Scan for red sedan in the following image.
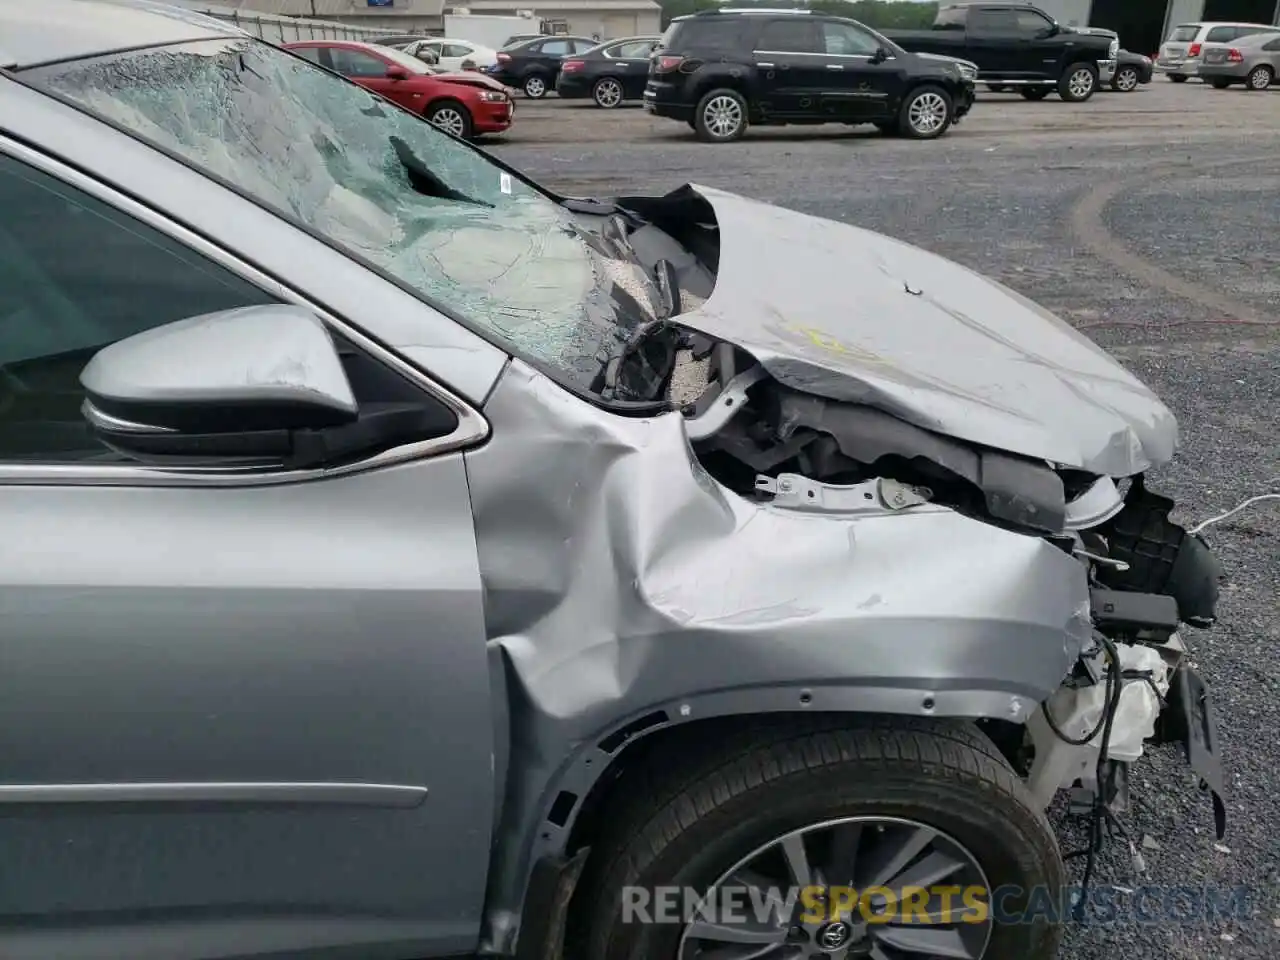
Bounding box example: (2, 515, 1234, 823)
(283, 40, 513, 139)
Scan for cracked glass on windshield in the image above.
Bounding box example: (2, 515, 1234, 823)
(25, 38, 659, 387)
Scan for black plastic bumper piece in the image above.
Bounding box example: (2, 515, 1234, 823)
(1155, 663, 1228, 840)
(1089, 587, 1179, 635)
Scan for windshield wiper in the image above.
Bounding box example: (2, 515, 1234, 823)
(389, 136, 492, 207)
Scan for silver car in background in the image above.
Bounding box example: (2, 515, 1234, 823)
(1156, 20, 1279, 81)
(1199, 30, 1280, 89)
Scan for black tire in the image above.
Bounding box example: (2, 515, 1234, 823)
(424, 99, 473, 139)
(1111, 65, 1141, 92)
(1169, 73, 1188, 83)
(1058, 61, 1098, 101)
(693, 88, 748, 142)
(523, 72, 550, 98)
(592, 76, 625, 108)
(986, 83, 1009, 93)
(898, 84, 953, 139)
(1020, 87, 1051, 100)
(1210, 77, 1233, 89)
(577, 716, 1066, 960)
(874, 119, 899, 135)
(1246, 64, 1274, 90)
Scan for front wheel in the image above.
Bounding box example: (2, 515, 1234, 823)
(1210, 77, 1233, 89)
(1059, 62, 1098, 101)
(694, 88, 748, 142)
(425, 99, 473, 139)
(523, 73, 549, 98)
(1169, 73, 1188, 83)
(899, 84, 953, 139)
(1020, 87, 1051, 100)
(578, 717, 1066, 960)
(1112, 65, 1140, 92)
(1246, 64, 1274, 90)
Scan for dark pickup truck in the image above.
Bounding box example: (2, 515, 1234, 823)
(881, 2, 1118, 101)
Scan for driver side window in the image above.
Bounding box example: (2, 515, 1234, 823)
(0, 153, 277, 462)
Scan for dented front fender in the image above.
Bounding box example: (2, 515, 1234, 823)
(466, 359, 1092, 953)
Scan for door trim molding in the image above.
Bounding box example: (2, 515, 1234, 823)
(0, 781, 428, 807)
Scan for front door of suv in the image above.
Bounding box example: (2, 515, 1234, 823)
(1, 48, 501, 957)
(752, 16, 838, 119)
(819, 19, 903, 121)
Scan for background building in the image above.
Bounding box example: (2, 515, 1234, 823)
(1037, 0, 1280, 55)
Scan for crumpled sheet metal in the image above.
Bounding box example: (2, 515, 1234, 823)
(669, 184, 1178, 478)
(465, 359, 1094, 952)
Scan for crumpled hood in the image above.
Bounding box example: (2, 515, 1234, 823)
(673, 184, 1178, 477)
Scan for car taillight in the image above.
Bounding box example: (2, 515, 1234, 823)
(1188, 42, 1202, 56)
(496, 52, 511, 62)
(1227, 48, 1244, 62)
(654, 55, 684, 73)
(561, 60, 585, 72)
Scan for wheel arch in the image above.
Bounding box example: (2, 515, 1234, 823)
(482, 681, 1050, 956)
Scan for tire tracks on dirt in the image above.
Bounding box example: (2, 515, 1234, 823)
(1068, 155, 1277, 327)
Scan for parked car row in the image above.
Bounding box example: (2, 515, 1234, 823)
(1155, 20, 1279, 87)
(284, 41, 517, 140)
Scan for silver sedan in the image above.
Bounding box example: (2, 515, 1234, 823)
(1199, 30, 1280, 89)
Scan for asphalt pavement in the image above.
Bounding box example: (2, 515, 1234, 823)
(484, 79, 1280, 959)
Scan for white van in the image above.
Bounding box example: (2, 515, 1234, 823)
(1157, 21, 1280, 81)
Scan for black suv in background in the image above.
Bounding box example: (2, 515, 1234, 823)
(644, 10, 977, 143)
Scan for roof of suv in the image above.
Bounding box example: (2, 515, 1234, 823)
(0, 0, 241, 71)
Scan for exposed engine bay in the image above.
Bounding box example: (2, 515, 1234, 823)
(572, 183, 1230, 858)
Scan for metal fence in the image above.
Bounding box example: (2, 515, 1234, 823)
(168, 3, 404, 43)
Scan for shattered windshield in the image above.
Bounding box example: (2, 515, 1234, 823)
(24, 38, 660, 387)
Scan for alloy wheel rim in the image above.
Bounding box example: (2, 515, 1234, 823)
(1069, 68, 1094, 98)
(526, 77, 545, 97)
(1117, 68, 1138, 90)
(676, 815, 994, 960)
(596, 79, 622, 107)
(704, 95, 743, 138)
(908, 92, 947, 134)
(1249, 67, 1271, 89)
(431, 108, 466, 137)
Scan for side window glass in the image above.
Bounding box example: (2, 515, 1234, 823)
(970, 10, 1016, 35)
(1013, 11, 1053, 37)
(0, 154, 278, 462)
(1204, 27, 1233, 42)
(757, 20, 822, 53)
(444, 44, 472, 58)
(1264, 37, 1280, 51)
(822, 23, 880, 56)
(329, 48, 388, 77)
(540, 39, 570, 56)
(290, 46, 323, 65)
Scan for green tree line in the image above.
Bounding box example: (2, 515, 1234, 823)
(658, 0, 941, 30)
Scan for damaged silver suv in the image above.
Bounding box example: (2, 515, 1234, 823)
(0, 3, 1226, 960)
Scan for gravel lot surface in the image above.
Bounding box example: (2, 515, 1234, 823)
(484, 81, 1280, 959)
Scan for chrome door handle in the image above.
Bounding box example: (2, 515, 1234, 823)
(826, 64, 844, 70)
(757, 62, 775, 68)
